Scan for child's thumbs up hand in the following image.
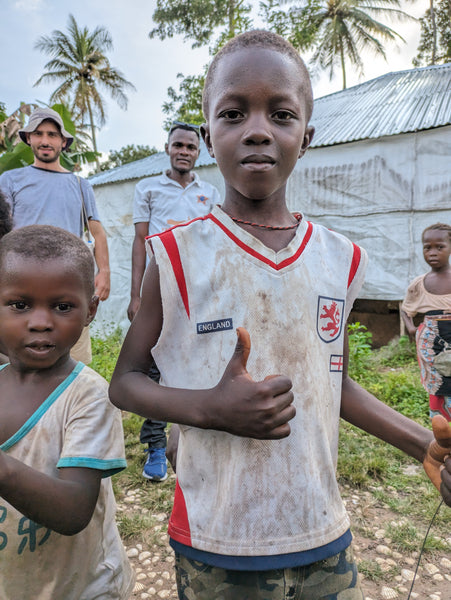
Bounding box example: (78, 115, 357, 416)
(229, 326, 252, 380)
(212, 327, 295, 439)
(423, 415, 451, 506)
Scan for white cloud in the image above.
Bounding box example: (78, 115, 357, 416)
(13, 0, 46, 11)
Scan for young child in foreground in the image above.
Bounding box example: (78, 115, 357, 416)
(110, 31, 451, 599)
(0, 225, 134, 600)
(402, 223, 451, 421)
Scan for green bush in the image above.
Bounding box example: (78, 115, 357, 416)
(347, 322, 373, 377)
(372, 335, 417, 368)
(341, 323, 431, 488)
(90, 328, 123, 382)
(363, 367, 429, 426)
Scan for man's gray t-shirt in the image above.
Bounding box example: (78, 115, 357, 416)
(0, 165, 100, 237)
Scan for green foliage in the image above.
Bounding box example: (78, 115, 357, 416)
(413, 0, 451, 66)
(0, 141, 34, 174)
(385, 520, 419, 552)
(90, 328, 123, 382)
(357, 559, 387, 581)
(260, 0, 321, 51)
(347, 324, 429, 426)
(149, 0, 252, 124)
(34, 14, 135, 167)
(0, 102, 100, 174)
(52, 103, 76, 138)
(91, 328, 175, 497)
(342, 324, 429, 488)
(149, 0, 252, 48)
(117, 513, 156, 541)
(338, 421, 400, 486)
(116, 512, 171, 549)
(347, 322, 373, 375)
(364, 367, 429, 425)
(99, 144, 158, 172)
(264, 0, 413, 89)
(163, 72, 206, 127)
(122, 412, 145, 445)
(371, 335, 417, 367)
(153, 0, 410, 116)
(0, 102, 36, 158)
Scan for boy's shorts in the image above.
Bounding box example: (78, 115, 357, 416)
(70, 326, 92, 365)
(175, 546, 363, 600)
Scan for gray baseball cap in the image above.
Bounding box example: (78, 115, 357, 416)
(19, 107, 74, 149)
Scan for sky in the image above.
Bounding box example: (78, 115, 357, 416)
(1, 0, 429, 155)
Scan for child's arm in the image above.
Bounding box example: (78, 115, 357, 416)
(401, 309, 417, 340)
(0, 455, 102, 535)
(109, 259, 296, 439)
(340, 332, 451, 506)
(127, 222, 149, 322)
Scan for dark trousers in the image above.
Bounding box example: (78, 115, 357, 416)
(139, 359, 167, 449)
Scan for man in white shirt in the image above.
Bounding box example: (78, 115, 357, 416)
(128, 122, 220, 481)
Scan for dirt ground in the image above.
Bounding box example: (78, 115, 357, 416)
(119, 476, 451, 600)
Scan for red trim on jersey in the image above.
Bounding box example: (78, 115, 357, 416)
(347, 243, 361, 288)
(145, 214, 212, 249)
(159, 230, 190, 318)
(168, 480, 192, 546)
(146, 214, 211, 242)
(209, 214, 313, 270)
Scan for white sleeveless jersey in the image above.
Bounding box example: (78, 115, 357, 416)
(148, 205, 367, 557)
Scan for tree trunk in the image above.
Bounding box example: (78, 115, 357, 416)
(87, 99, 100, 173)
(340, 42, 347, 89)
(228, 0, 235, 37)
(430, 0, 437, 64)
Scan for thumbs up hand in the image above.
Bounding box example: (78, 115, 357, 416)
(211, 328, 295, 439)
(423, 415, 451, 506)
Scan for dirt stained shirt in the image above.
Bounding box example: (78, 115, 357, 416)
(0, 363, 134, 600)
(147, 205, 367, 559)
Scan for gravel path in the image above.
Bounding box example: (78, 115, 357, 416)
(118, 479, 451, 600)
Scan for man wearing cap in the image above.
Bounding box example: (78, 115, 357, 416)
(128, 121, 221, 482)
(0, 107, 110, 364)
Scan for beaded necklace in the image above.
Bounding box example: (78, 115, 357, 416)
(227, 213, 302, 230)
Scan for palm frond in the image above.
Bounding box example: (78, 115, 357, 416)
(34, 14, 134, 162)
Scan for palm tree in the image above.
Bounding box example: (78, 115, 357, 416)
(277, 0, 413, 89)
(34, 14, 135, 171)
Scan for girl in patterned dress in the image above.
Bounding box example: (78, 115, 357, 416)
(401, 223, 451, 420)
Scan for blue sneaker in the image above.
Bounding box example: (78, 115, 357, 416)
(142, 447, 168, 481)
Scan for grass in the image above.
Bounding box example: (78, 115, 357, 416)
(91, 329, 177, 514)
(385, 520, 420, 552)
(90, 327, 123, 381)
(118, 513, 165, 547)
(341, 325, 449, 552)
(357, 560, 398, 583)
(91, 325, 449, 555)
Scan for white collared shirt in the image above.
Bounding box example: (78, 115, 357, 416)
(133, 171, 221, 237)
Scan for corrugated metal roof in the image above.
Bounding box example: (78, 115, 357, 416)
(90, 63, 451, 185)
(310, 62, 451, 148)
(89, 140, 216, 186)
